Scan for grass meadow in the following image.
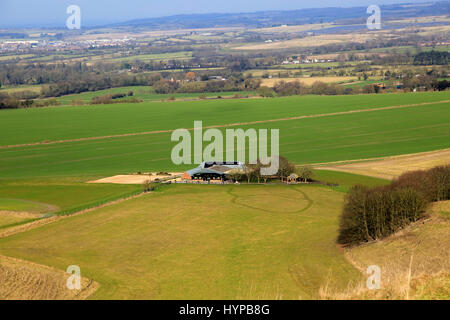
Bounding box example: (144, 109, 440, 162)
(0, 178, 141, 229)
(0, 184, 362, 299)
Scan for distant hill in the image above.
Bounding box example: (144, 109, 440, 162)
(110, 1, 450, 30)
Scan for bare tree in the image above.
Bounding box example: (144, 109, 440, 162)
(297, 165, 313, 183)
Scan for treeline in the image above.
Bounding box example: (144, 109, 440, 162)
(338, 165, 450, 245)
(259, 81, 355, 97)
(40, 73, 156, 97)
(90, 92, 142, 105)
(226, 157, 312, 184)
(414, 51, 450, 65)
(0, 92, 60, 109)
(153, 78, 261, 94)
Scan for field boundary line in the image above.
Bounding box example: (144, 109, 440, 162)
(0, 192, 146, 239)
(1, 99, 449, 150)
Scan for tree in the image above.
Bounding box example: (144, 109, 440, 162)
(244, 78, 261, 90)
(228, 169, 243, 183)
(142, 180, 152, 192)
(277, 156, 296, 182)
(185, 71, 196, 81)
(297, 165, 313, 182)
(257, 86, 275, 98)
(273, 80, 305, 96)
(310, 81, 329, 95)
(252, 161, 263, 184)
(243, 164, 256, 183)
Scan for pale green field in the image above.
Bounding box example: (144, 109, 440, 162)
(0, 215, 33, 230)
(0, 184, 361, 299)
(0, 198, 53, 213)
(0, 178, 141, 216)
(0, 84, 43, 94)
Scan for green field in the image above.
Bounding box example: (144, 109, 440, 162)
(0, 82, 448, 300)
(0, 214, 35, 230)
(0, 92, 449, 179)
(0, 178, 140, 215)
(50, 86, 256, 106)
(312, 170, 389, 192)
(0, 198, 52, 213)
(1, 91, 448, 146)
(0, 184, 361, 299)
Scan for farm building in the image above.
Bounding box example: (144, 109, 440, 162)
(182, 161, 244, 181)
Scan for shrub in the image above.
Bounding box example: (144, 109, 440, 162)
(71, 99, 85, 106)
(111, 93, 126, 100)
(91, 94, 142, 105)
(273, 80, 306, 96)
(257, 86, 275, 98)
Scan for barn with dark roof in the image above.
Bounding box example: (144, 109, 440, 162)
(182, 162, 244, 181)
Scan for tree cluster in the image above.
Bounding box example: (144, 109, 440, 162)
(338, 165, 450, 245)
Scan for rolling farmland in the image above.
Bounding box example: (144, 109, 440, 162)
(0, 92, 449, 179)
(0, 90, 449, 300)
(1, 0, 450, 302)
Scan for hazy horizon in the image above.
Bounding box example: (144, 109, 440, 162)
(0, 0, 435, 28)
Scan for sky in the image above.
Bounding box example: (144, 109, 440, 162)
(0, 0, 430, 28)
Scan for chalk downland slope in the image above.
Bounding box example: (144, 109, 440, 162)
(321, 201, 450, 300)
(0, 255, 98, 300)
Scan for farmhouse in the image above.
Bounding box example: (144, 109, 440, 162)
(182, 161, 244, 181)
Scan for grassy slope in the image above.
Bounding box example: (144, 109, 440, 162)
(342, 204, 450, 300)
(0, 184, 361, 299)
(0, 215, 35, 230)
(0, 198, 51, 213)
(0, 99, 448, 179)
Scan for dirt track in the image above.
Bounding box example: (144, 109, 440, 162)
(89, 173, 183, 185)
(318, 148, 450, 180)
(1, 99, 449, 150)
